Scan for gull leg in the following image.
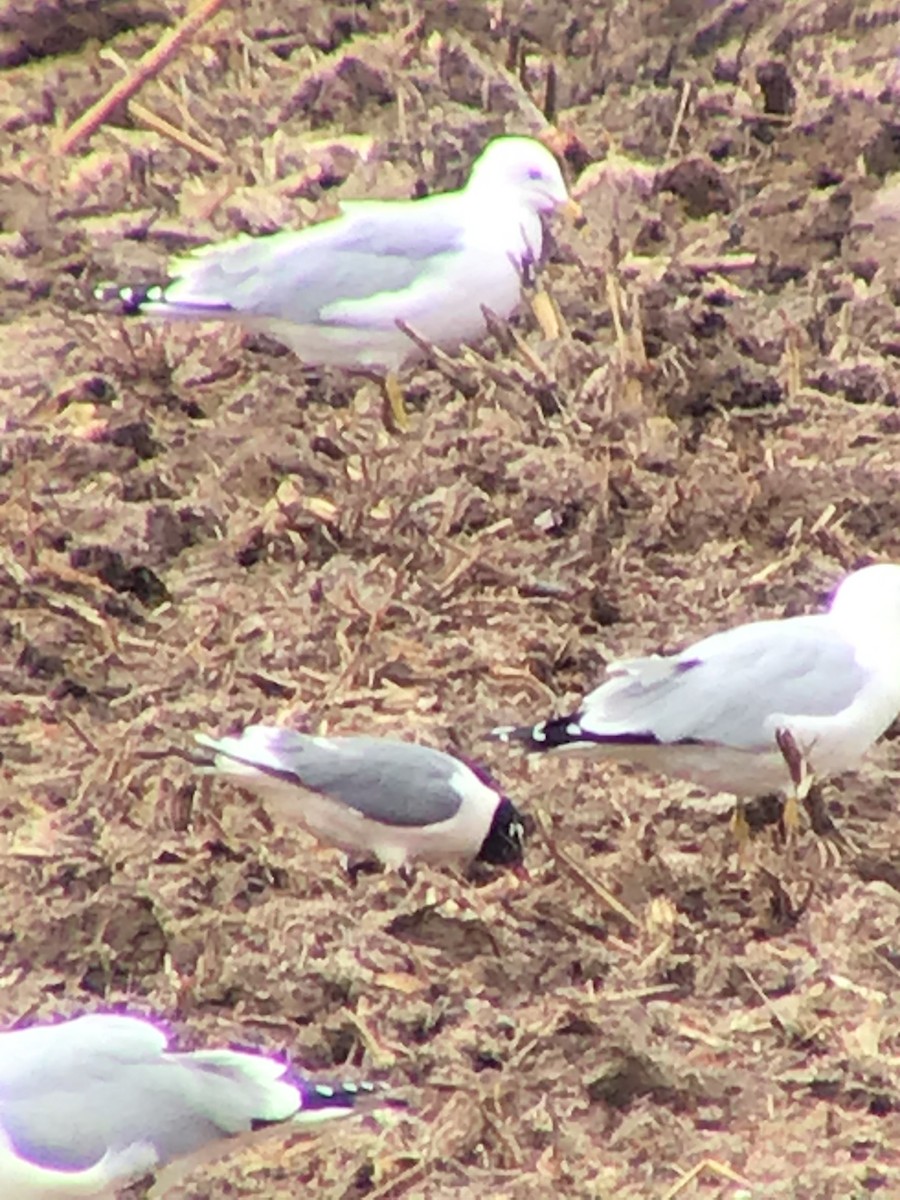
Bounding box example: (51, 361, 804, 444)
(776, 730, 854, 860)
(775, 727, 811, 837)
(783, 793, 801, 837)
(730, 798, 751, 848)
(383, 371, 410, 433)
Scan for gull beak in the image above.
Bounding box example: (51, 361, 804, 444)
(560, 196, 586, 227)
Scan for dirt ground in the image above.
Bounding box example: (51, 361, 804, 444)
(2, 0, 900, 1196)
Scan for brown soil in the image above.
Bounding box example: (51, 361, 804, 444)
(2, 1, 900, 1197)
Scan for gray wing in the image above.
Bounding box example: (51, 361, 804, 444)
(0, 1016, 296, 1174)
(579, 615, 867, 750)
(199, 728, 465, 827)
(156, 195, 467, 326)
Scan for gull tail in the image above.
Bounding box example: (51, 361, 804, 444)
(193, 730, 302, 785)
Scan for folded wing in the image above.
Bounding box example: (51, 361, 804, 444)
(196, 727, 465, 827)
(500, 617, 866, 752)
(141, 198, 467, 327)
(0, 1014, 392, 1195)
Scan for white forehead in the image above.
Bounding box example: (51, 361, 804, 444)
(475, 136, 564, 178)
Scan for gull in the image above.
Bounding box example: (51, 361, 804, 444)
(95, 135, 580, 430)
(0, 1012, 397, 1198)
(492, 563, 900, 835)
(194, 724, 525, 871)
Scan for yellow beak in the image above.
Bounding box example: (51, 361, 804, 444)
(560, 196, 586, 226)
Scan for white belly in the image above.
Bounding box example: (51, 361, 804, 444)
(254, 256, 526, 372)
(252, 206, 543, 373)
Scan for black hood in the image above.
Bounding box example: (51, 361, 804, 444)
(477, 796, 525, 866)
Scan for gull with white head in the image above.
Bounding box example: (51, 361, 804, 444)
(96, 135, 580, 430)
(493, 564, 900, 839)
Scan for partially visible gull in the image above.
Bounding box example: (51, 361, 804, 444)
(493, 563, 900, 832)
(194, 724, 525, 872)
(0, 1012, 397, 1199)
(96, 135, 580, 430)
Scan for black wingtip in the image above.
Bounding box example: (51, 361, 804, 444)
(300, 1079, 386, 1111)
(251, 1078, 406, 1131)
(492, 717, 661, 752)
(490, 715, 586, 752)
(92, 281, 168, 314)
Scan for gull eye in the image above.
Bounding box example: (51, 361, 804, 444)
(527, 167, 544, 181)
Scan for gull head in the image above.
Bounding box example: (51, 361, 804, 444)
(828, 562, 900, 638)
(477, 795, 527, 866)
(467, 135, 575, 215)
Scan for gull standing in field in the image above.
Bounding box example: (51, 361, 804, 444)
(95, 135, 580, 430)
(0, 1012, 398, 1198)
(193, 725, 526, 872)
(492, 563, 900, 837)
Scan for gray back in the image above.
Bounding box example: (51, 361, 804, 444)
(594, 616, 867, 749)
(173, 195, 468, 325)
(265, 734, 467, 826)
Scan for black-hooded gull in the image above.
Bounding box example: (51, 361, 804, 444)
(194, 725, 525, 871)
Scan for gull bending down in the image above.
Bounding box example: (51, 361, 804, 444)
(493, 563, 900, 830)
(194, 725, 525, 872)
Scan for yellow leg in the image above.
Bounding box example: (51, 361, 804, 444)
(782, 791, 801, 835)
(730, 798, 751, 848)
(383, 371, 410, 433)
(775, 727, 811, 840)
